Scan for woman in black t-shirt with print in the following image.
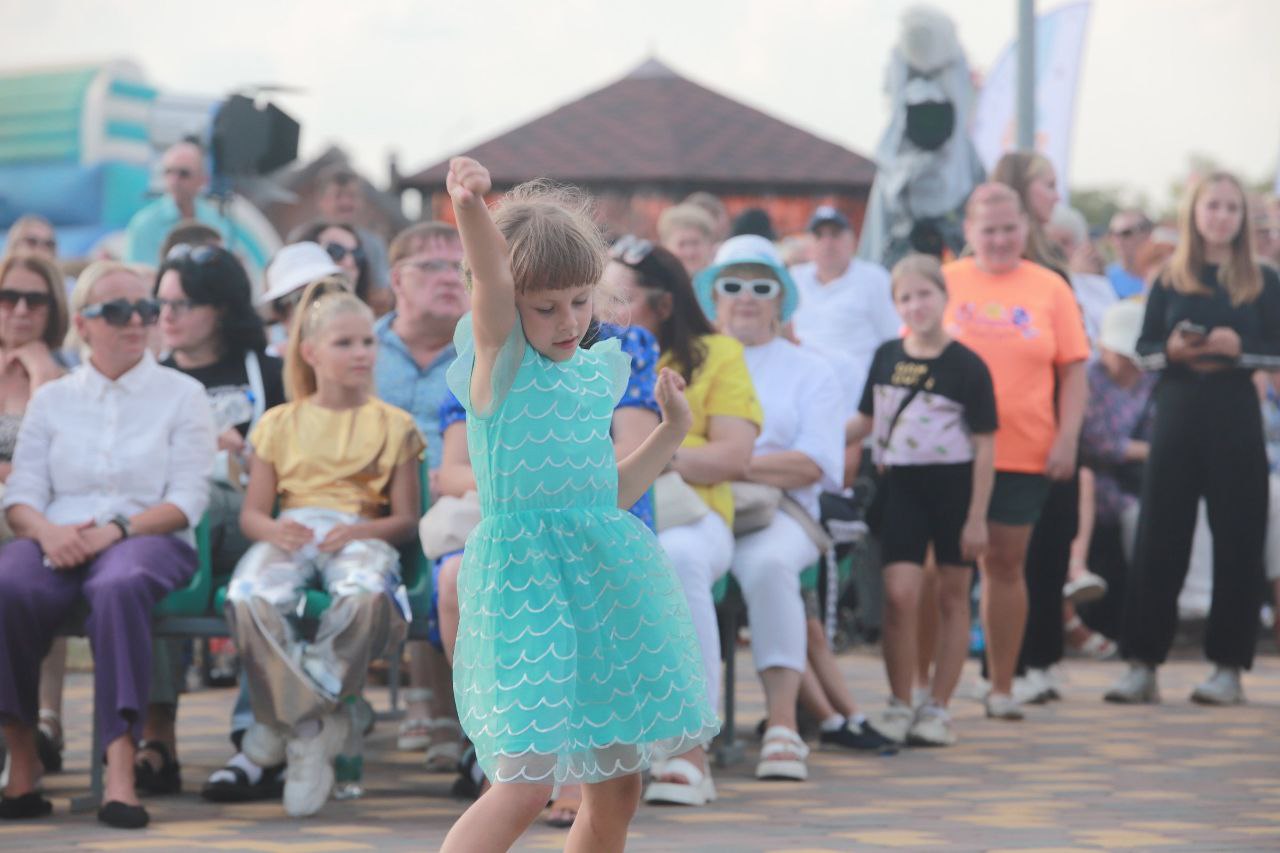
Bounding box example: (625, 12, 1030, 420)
(847, 254, 997, 747)
(1106, 172, 1280, 707)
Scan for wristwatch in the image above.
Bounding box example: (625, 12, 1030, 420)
(109, 514, 132, 540)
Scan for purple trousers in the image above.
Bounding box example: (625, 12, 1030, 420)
(0, 536, 196, 746)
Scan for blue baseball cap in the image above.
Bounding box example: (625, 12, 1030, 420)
(808, 205, 851, 233)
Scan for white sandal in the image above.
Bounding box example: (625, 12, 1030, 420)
(643, 757, 716, 806)
(756, 725, 809, 781)
(396, 688, 434, 751)
(423, 718, 464, 771)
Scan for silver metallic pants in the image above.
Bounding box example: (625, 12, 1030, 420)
(225, 508, 408, 728)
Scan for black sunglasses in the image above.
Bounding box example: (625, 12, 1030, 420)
(80, 298, 162, 327)
(164, 166, 193, 179)
(610, 235, 654, 266)
(0, 290, 53, 309)
(325, 242, 366, 265)
(165, 243, 220, 264)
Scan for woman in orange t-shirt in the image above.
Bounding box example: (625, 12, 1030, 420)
(942, 183, 1090, 720)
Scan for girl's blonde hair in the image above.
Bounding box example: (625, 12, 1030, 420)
(472, 180, 607, 294)
(283, 278, 374, 400)
(991, 151, 1069, 280)
(891, 253, 947, 298)
(1167, 171, 1262, 307)
(63, 260, 144, 356)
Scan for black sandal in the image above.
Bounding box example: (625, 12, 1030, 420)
(0, 792, 52, 820)
(201, 762, 285, 802)
(133, 740, 182, 795)
(450, 746, 486, 800)
(36, 711, 63, 774)
(98, 800, 149, 829)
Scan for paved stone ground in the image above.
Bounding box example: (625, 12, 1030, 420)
(6, 647, 1280, 852)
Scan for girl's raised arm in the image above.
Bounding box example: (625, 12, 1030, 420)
(447, 157, 515, 355)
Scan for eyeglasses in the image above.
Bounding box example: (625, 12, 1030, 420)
(164, 167, 193, 179)
(325, 242, 366, 265)
(165, 243, 220, 264)
(19, 235, 56, 252)
(714, 277, 782, 299)
(0, 290, 53, 309)
(401, 258, 462, 275)
(157, 297, 199, 315)
(80, 298, 162, 327)
(1110, 226, 1149, 240)
(610, 235, 654, 266)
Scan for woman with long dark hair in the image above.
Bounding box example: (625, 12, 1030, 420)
(604, 238, 761, 807)
(1106, 172, 1280, 706)
(295, 221, 373, 306)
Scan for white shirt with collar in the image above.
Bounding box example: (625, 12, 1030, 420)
(789, 258, 900, 418)
(3, 351, 216, 545)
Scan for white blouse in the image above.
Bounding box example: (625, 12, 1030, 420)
(741, 338, 846, 519)
(3, 351, 215, 542)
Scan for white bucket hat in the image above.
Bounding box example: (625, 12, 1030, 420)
(1098, 299, 1145, 361)
(260, 242, 343, 305)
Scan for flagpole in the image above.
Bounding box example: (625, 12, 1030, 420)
(1017, 0, 1036, 150)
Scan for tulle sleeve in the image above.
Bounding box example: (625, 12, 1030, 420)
(588, 334, 633, 408)
(445, 312, 527, 418)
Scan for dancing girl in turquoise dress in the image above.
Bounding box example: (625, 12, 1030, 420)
(439, 158, 718, 853)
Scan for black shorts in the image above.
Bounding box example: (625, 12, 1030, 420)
(878, 463, 974, 567)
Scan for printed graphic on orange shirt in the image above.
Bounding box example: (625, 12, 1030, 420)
(952, 301, 1039, 339)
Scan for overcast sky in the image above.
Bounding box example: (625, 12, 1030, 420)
(4, 0, 1277, 206)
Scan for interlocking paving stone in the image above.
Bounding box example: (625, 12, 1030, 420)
(11, 649, 1279, 851)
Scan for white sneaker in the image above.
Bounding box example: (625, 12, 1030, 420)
(283, 713, 350, 817)
(1104, 663, 1159, 704)
(984, 692, 1024, 720)
(871, 701, 914, 744)
(910, 686, 931, 709)
(243, 722, 288, 768)
(1190, 666, 1245, 705)
(1013, 668, 1060, 705)
(1062, 572, 1108, 605)
(907, 705, 956, 746)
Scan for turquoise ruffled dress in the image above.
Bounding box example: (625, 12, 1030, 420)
(447, 314, 719, 785)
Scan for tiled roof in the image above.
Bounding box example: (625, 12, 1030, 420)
(401, 59, 874, 193)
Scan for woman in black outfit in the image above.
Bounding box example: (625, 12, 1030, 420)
(1106, 171, 1280, 706)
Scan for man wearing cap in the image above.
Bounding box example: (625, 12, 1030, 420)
(259, 242, 347, 354)
(788, 206, 899, 418)
(125, 141, 235, 266)
(1105, 209, 1153, 299)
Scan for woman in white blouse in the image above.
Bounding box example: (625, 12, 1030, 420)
(0, 261, 215, 830)
(695, 236, 847, 782)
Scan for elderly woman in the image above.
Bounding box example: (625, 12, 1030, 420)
(694, 236, 847, 780)
(0, 261, 215, 829)
(603, 240, 761, 806)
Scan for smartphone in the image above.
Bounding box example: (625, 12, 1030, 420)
(1175, 320, 1208, 341)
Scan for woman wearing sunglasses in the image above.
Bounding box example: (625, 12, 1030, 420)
(0, 256, 71, 777)
(294, 221, 374, 308)
(0, 261, 215, 829)
(603, 238, 762, 806)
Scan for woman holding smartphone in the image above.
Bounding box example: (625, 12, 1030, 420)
(1106, 172, 1280, 706)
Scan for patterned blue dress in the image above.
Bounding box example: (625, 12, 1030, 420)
(447, 314, 718, 784)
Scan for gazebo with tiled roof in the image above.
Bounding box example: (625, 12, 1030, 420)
(396, 59, 875, 238)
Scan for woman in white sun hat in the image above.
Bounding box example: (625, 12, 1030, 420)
(260, 242, 346, 354)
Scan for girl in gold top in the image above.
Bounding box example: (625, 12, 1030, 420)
(224, 281, 424, 819)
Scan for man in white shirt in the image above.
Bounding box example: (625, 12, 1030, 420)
(789, 206, 899, 419)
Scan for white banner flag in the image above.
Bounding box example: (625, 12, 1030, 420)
(971, 1, 1092, 189)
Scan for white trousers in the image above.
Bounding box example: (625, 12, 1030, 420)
(729, 512, 818, 675)
(659, 512, 734, 711)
